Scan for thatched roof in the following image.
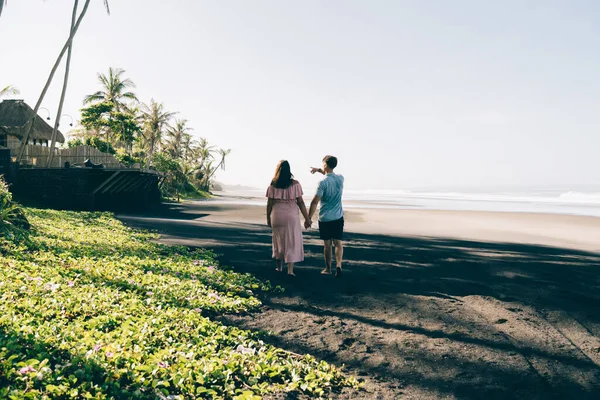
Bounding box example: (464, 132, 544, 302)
(0, 100, 65, 143)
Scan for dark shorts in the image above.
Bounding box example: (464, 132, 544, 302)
(319, 217, 344, 241)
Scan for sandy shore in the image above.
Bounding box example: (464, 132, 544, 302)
(117, 200, 600, 399)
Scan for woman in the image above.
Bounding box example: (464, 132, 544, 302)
(266, 160, 311, 276)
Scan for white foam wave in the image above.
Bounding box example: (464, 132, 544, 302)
(558, 192, 600, 204)
(345, 190, 600, 205)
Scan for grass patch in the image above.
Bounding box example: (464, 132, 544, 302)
(163, 189, 213, 203)
(0, 209, 360, 399)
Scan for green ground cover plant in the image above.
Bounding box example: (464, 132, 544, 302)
(0, 209, 360, 399)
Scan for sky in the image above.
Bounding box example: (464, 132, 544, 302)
(1, 0, 599, 190)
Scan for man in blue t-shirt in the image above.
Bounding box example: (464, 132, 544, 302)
(307, 155, 345, 277)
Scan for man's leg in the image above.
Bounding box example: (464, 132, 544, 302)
(322, 240, 332, 274)
(275, 258, 283, 272)
(333, 240, 343, 276)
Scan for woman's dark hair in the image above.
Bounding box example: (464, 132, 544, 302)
(271, 160, 294, 189)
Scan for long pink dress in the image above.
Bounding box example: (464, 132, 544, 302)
(266, 182, 304, 263)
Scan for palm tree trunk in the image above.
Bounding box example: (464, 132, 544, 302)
(146, 138, 155, 169)
(203, 159, 227, 191)
(17, 0, 92, 163)
(47, 0, 79, 168)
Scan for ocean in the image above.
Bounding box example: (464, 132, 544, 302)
(215, 187, 600, 217)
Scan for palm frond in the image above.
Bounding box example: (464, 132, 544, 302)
(83, 91, 106, 104)
(121, 78, 136, 88)
(122, 92, 138, 101)
(0, 85, 20, 97)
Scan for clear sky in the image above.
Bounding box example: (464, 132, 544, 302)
(1, 0, 599, 190)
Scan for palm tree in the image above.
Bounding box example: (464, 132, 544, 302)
(139, 99, 176, 167)
(84, 67, 138, 111)
(15, 0, 111, 163)
(214, 148, 231, 172)
(165, 119, 192, 159)
(181, 132, 193, 161)
(0, 85, 20, 99)
(48, 0, 79, 167)
(200, 148, 231, 190)
(190, 137, 214, 167)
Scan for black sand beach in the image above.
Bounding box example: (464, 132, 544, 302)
(117, 200, 600, 399)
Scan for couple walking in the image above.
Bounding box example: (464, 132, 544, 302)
(266, 155, 344, 277)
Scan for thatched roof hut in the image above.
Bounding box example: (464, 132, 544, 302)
(0, 100, 65, 143)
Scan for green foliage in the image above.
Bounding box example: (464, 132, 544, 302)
(68, 137, 116, 155)
(86, 136, 116, 154)
(152, 152, 190, 199)
(78, 67, 231, 197)
(0, 209, 361, 398)
(67, 138, 84, 148)
(0, 177, 30, 251)
(114, 151, 144, 167)
(80, 101, 114, 132)
(109, 111, 142, 144)
(80, 101, 141, 147)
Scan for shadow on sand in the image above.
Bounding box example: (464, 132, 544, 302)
(117, 203, 600, 399)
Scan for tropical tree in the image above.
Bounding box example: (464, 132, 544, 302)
(12, 0, 111, 163)
(79, 101, 141, 151)
(164, 119, 192, 159)
(180, 131, 193, 161)
(139, 99, 176, 167)
(191, 137, 214, 167)
(48, 0, 79, 167)
(74, 67, 230, 196)
(83, 67, 137, 111)
(0, 85, 20, 99)
(197, 148, 231, 191)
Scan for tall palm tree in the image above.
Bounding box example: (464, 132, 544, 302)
(165, 119, 192, 159)
(15, 0, 111, 163)
(181, 132, 193, 161)
(201, 148, 231, 190)
(84, 67, 138, 111)
(139, 99, 176, 167)
(48, 0, 79, 167)
(191, 137, 214, 167)
(214, 148, 231, 172)
(0, 85, 20, 98)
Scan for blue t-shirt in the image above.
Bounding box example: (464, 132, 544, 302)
(316, 173, 344, 222)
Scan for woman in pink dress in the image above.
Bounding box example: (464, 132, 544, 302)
(266, 160, 311, 276)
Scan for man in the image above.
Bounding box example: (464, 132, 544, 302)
(307, 155, 345, 277)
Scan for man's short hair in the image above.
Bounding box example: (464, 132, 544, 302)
(323, 155, 338, 169)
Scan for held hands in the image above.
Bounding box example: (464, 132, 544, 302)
(304, 219, 312, 229)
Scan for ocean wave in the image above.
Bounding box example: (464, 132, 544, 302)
(345, 190, 600, 205)
(558, 192, 600, 204)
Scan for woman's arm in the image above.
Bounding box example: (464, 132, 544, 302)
(266, 198, 274, 227)
(297, 197, 310, 225)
